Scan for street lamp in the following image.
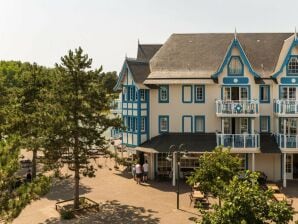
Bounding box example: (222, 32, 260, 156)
(166, 144, 188, 210)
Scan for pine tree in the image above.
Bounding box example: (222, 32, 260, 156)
(49, 47, 121, 209)
(11, 63, 54, 178)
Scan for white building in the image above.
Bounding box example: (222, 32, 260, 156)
(114, 33, 298, 187)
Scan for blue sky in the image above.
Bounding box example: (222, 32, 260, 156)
(0, 0, 297, 72)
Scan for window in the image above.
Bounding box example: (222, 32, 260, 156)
(127, 117, 132, 131)
(195, 116, 205, 133)
(140, 89, 146, 101)
(240, 118, 248, 134)
(260, 85, 270, 103)
(131, 87, 135, 101)
(141, 117, 146, 132)
(240, 87, 248, 100)
(159, 85, 169, 103)
(194, 85, 205, 103)
(223, 87, 231, 101)
(228, 56, 243, 76)
(123, 87, 128, 101)
(182, 85, 192, 103)
(224, 118, 232, 134)
(135, 89, 138, 101)
(286, 154, 292, 173)
(281, 87, 296, 100)
(157, 153, 171, 171)
(134, 117, 138, 132)
(288, 56, 298, 75)
(260, 116, 270, 133)
(159, 116, 169, 133)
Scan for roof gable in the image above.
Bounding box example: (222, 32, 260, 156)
(272, 36, 298, 78)
(212, 38, 261, 78)
(137, 44, 162, 61)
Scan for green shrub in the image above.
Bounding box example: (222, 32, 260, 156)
(60, 210, 75, 220)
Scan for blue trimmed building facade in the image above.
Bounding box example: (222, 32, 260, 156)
(114, 33, 298, 187)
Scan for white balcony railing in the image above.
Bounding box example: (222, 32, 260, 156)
(216, 133, 260, 149)
(274, 100, 298, 116)
(215, 100, 259, 117)
(275, 134, 298, 149)
(110, 99, 122, 114)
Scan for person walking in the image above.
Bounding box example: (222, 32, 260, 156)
(132, 163, 136, 181)
(135, 162, 142, 184)
(142, 160, 149, 182)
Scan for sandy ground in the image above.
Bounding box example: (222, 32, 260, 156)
(13, 150, 298, 224)
(13, 155, 202, 224)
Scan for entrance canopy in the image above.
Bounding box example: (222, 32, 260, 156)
(136, 133, 217, 153)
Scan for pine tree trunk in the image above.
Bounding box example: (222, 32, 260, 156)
(32, 148, 37, 179)
(73, 136, 80, 209)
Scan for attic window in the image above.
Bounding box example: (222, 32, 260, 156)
(287, 56, 298, 75)
(228, 56, 243, 76)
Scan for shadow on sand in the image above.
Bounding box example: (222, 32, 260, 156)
(45, 177, 92, 201)
(115, 167, 191, 194)
(41, 200, 160, 224)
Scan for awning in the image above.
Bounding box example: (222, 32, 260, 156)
(136, 133, 217, 153)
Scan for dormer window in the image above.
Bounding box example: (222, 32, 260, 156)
(228, 56, 243, 76)
(287, 56, 298, 75)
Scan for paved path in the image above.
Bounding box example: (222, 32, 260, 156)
(13, 157, 200, 224)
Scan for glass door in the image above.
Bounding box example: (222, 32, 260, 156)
(286, 154, 293, 179)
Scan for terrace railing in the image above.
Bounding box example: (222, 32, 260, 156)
(216, 100, 259, 117)
(216, 133, 260, 149)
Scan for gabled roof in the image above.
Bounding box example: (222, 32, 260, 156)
(126, 59, 151, 84)
(114, 44, 162, 90)
(149, 33, 293, 78)
(137, 44, 162, 61)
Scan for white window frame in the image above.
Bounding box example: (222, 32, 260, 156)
(140, 89, 145, 101)
(141, 117, 146, 132)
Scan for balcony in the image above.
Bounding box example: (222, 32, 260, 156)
(216, 133, 260, 150)
(275, 134, 298, 150)
(215, 100, 259, 117)
(110, 99, 122, 114)
(274, 100, 298, 117)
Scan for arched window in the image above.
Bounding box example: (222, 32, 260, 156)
(287, 56, 298, 75)
(228, 56, 243, 76)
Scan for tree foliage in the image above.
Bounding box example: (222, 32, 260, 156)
(46, 47, 121, 209)
(100, 71, 118, 94)
(10, 63, 54, 178)
(200, 172, 293, 224)
(0, 136, 51, 222)
(187, 146, 241, 198)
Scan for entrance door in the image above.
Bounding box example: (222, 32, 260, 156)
(294, 154, 298, 179)
(232, 87, 239, 101)
(286, 154, 293, 179)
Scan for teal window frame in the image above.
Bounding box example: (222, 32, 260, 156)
(182, 85, 193, 103)
(158, 85, 169, 103)
(259, 85, 270, 103)
(194, 85, 205, 103)
(228, 56, 244, 76)
(194, 116, 205, 133)
(182, 115, 193, 132)
(159, 115, 169, 133)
